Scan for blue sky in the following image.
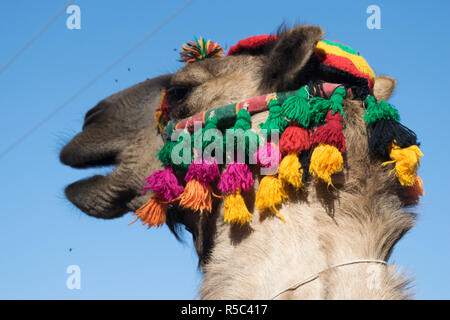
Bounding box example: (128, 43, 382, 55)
(0, 0, 449, 299)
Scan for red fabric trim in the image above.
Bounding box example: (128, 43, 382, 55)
(227, 35, 278, 56)
(315, 52, 374, 89)
(173, 83, 352, 131)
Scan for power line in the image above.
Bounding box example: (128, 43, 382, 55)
(0, 0, 75, 75)
(0, 0, 195, 160)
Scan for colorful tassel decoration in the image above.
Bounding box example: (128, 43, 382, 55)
(364, 96, 423, 187)
(131, 167, 184, 228)
(193, 114, 223, 154)
(310, 86, 346, 124)
(278, 153, 303, 189)
(410, 176, 425, 196)
(218, 109, 258, 225)
(309, 144, 343, 186)
(382, 143, 423, 187)
(218, 162, 254, 225)
(278, 126, 310, 189)
(403, 176, 425, 205)
(132, 197, 167, 227)
(157, 133, 191, 171)
(281, 85, 312, 128)
(179, 37, 225, 64)
(154, 89, 169, 134)
(364, 96, 418, 158)
(255, 175, 288, 223)
(228, 109, 259, 160)
(259, 98, 288, 137)
(310, 110, 346, 152)
(253, 142, 289, 221)
(309, 88, 347, 186)
(179, 159, 220, 214)
(223, 189, 253, 225)
(254, 143, 281, 169)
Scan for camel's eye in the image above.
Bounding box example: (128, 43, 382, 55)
(167, 85, 191, 104)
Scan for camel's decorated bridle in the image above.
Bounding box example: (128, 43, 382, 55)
(130, 36, 424, 229)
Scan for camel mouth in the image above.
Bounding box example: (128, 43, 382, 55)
(64, 174, 134, 220)
(66, 152, 117, 169)
(60, 137, 134, 219)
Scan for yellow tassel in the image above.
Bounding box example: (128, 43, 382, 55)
(278, 153, 304, 189)
(224, 189, 253, 225)
(179, 179, 212, 214)
(309, 144, 343, 186)
(255, 175, 287, 223)
(382, 143, 423, 187)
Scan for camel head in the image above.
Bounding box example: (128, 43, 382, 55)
(60, 24, 423, 299)
(60, 75, 170, 218)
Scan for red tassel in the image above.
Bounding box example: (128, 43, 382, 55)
(311, 110, 345, 152)
(279, 126, 310, 156)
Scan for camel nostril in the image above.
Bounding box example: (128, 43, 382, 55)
(83, 103, 105, 129)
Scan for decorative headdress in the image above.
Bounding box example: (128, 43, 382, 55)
(179, 37, 225, 64)
(133, 35, 423, 229)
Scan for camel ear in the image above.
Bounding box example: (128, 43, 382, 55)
(263, 25, 324, 91)
(373, 76, 397, 101)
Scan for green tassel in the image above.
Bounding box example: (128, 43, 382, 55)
(259, 99, 288, 136)
(364, 96, 400, 125)
(157, 134, 191, 171)
(310, 87, 346, 124)
(281, 85, 311, 127)
(234, 108, 252, 131)
(193, 115, 222, 151)
(157, 140, 176, 166)
(229, 109, 259, 158)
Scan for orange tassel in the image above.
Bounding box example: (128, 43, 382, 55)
(405, 176, 425, 196)
(179, 179, 213, 214)
(129, 196, 167, 228)
(401, 176, 424, 205)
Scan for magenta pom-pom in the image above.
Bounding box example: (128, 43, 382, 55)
(185, 158, 220, 186)
(218, 162, 254, 194)
(142, 167, 184, 201)
(253, 143, 280, 169)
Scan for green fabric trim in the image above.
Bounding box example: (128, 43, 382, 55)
(321, 39, 360, 56)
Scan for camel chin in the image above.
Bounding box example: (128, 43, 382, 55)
(65, 175, 130, 219)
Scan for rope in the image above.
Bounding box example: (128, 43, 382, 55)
(0, 0, 195, 160)
(270, 259, 387, 300)
(0, 0, 75, 75)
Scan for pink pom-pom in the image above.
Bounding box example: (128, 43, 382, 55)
(253, 143, 280, 169)
(142, 167, 184, 202)
(185, 158, 220, 186)
(218, 162, 254, 194)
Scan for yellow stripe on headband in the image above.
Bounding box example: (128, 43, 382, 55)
(316, 41, 375, 82)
